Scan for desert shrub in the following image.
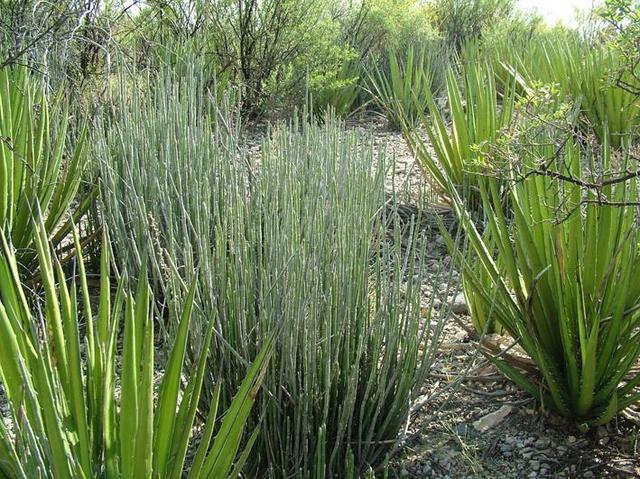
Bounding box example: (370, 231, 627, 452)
(96, 69, 450, 477)
(368, 44, 446, 130)
(0, 218, 271, 478)
(115, 0, 356, 118)
(0, 66, 89, 270)
(502, 33, 640, 147)
(308, 56, 361, 118)
(406, 60, 518, 211)
(343, 0, 438, 57)
(0, 0, 116, 94)
(454, 136, 640, 428)
(274, 21, 361, 117)
(337, 0, 442, 112)
(203, 0, 353, 117)
(425, 0, 514, 51)
(600, 0, 640, 97)
(480, 9, 543, 46)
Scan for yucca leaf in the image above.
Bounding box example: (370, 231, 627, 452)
(201, 333, 274, 478)
(154, 280, 198, 477)
(186, 384, 221, 479)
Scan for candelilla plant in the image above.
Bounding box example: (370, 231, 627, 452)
(0, 217, 272, 478)
(96, 68, 451, 477)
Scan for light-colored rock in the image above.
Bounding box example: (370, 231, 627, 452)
(451, 292, 469, 314)
(534, 437, 550, 449)
(472, 405, 513, 432)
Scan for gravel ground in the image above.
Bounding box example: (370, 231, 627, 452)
(393, 313, 640, 479)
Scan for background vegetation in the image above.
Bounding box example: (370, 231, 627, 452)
(1, 0, 639, 477)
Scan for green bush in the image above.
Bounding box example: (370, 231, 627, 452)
(344, 0, 438, 56)
(455, 139, 640, 428)
(96, 70, 449, 477)
(309, 57, 361, 118)
(0, 218, 271, 478)
(425, 0, 514, 51)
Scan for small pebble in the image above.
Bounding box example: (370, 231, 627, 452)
(521, 447, 535, 459)
(534, 437, 550, 449)
(451, 292, 468, 314)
